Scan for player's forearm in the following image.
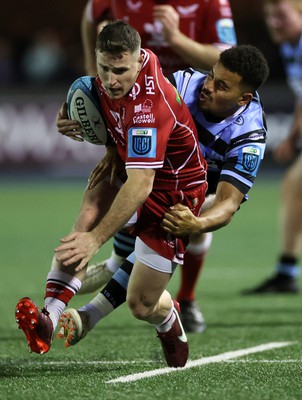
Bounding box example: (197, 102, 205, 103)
(92, 173, 153, 245)
(81, 13, 98, 76)
(195, 181, 244, 233)
(168, 32, 221, 69)
(196, 198, 238, 233)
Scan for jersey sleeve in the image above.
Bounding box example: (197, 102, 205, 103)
(219, 132, 266, 195)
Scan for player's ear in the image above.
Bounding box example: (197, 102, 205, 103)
(138, 53, 144, 65)
(238, 92, 253, 106)
(137, 53, 144, 72)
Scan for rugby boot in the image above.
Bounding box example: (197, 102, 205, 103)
(57, 308, 89, 347)
(15, 297, 53, 354)
(180, 300, 207, 333)
(157, 300, 189, 368)
(241, 273, 299, 295)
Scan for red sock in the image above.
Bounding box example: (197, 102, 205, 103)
(45, 271, 81, 305)
(176, 251, 206, 302)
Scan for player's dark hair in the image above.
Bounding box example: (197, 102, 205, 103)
(220, 45, 270, 92)
(96, 20, 141, 54)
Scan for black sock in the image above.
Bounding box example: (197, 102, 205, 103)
(279, 255, 298, 266)
(101, 259, 134, 308)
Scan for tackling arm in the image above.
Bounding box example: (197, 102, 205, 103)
(162, 181, 244, 236)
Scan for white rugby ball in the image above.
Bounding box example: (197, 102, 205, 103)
(66, 76, 108, 145)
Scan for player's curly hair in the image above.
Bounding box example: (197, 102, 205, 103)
(220, 45, 270, 92)
(96, 20, 141, 54)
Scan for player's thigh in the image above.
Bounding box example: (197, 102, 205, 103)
(127, 260, 171, 307)
(283, 154, 302, 194)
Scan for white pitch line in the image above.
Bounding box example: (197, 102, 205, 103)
(106, 341, 295, 384)
(227, 359, 302, 363)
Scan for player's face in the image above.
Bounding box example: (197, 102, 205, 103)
(198, 62, 251, 120)
(264, 1, 302, 44)
(96, 50, 143, 99)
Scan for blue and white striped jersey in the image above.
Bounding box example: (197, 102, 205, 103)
(280, 33, 302, 105)
(171, 69, 267, 198)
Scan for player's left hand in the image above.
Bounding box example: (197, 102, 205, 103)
(161, 203, 199, 236)
(56, 102, 83, 142)
(55, 231, 100, 271)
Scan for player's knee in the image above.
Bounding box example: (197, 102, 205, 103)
(126, 295, 152, 321)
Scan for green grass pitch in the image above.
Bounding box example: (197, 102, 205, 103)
(0, 177, 301, 400)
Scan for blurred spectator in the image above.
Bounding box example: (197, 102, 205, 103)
(242, 0, 302, 295)
(81, 0, 237, 76)
(21, 28, 67, 85)
(21, 28, 70, 84)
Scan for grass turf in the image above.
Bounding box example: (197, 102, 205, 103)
(0, 177, 301, 400)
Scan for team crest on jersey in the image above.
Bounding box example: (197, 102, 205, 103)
(128, 128, 157, 157)
(236, 146, 261, 176)
(234, 115, 244, 125)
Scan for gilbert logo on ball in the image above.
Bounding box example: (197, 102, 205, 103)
(67, 76, 108, 145)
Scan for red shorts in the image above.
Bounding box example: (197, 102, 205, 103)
(130, 182, 207, 264)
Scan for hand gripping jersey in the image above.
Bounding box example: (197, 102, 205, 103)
(87, 0, 237, 75)
(171, 69, 267, 198)
(95, 50, 207, 263)
(280, 33, 302, 105)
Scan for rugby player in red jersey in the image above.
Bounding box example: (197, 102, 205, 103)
(15, 21, 207, 368)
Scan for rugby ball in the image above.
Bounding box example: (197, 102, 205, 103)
(66, 76, 108, 145)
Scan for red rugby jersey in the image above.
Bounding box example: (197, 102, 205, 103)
(95, 49, 207, 191)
